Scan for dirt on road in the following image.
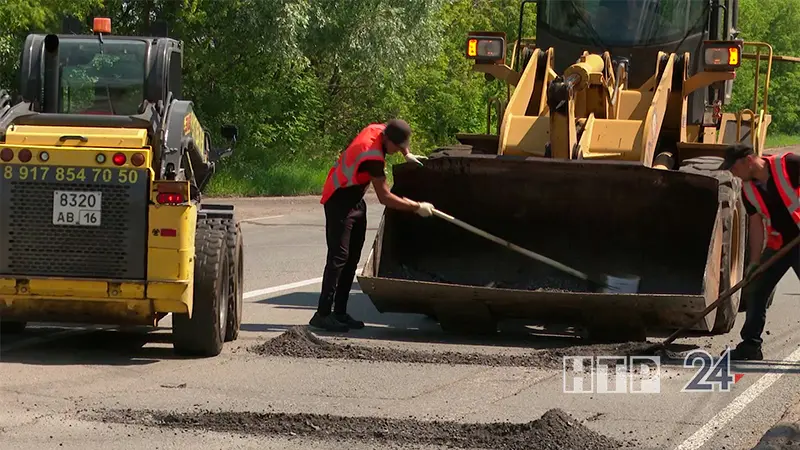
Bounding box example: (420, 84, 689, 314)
(248, 326, 687, 369)
(90, 406, 637, 450)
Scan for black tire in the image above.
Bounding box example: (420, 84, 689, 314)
(679, 156, 746, 333)
(225, 223, 243, 342)
(0, 321, 27, 334)
(172, 226, 229, 357)
(199, 218, 243, 342)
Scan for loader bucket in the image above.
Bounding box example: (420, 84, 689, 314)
(357, 152, 727, 337)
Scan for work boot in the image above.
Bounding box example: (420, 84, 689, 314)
(727, 342, 763, 361)
(334, 313, 365, 329)
(308, 312, 348, 332)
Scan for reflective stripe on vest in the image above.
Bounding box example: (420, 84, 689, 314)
(320, 124, 387, 204)
(772, 153, 800, 216)
(741, 153, 800, 250)
(742, 181, 782, 249)
(330, 148, 385, 190)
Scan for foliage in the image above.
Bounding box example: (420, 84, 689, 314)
(726, 0, 800, 136)
(0, 0, 798, 196)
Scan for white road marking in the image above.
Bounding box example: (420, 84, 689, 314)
(674, 345, 800, 450)
(243, 267, 363, 300)
(243, 277, 323, 299)
(241, 215, 284, 223)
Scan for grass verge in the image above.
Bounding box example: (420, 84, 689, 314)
(765, 133, 800, 148)
(205, 161, 328, 197)
(209, 135, 800, 197)
(206, 156, 403, 197)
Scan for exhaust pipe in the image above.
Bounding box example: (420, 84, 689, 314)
(43, 34, 60, 113)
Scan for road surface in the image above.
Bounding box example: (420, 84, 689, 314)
(2, 180, 800, 449)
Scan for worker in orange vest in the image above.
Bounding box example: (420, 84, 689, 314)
(311, 119, 434, 332)
(719, 143, 800, 360)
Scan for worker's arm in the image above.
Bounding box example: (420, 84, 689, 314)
(748, 213, 765, 265)
(371, 176, 423, 212)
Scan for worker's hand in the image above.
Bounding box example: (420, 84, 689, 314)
(415, 201, 434, 217)
(404, 152, 427, 166)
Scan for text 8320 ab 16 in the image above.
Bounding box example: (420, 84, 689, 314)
(52, 190, 102, 226)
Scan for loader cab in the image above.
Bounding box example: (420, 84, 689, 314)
(533, 0, 738, 125)
(17, 19, 185, 115)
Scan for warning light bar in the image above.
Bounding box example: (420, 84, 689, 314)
(465, 33, 506, 64)
(703, 40, 743, 71)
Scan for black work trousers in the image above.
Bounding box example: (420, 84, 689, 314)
(317, 198, 367, 316)
(740, 245, 800, 347)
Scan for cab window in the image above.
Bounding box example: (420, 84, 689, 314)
(58, 38, 146, 115)
(540, 0, 708, 47)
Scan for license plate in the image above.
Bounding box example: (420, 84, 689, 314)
(52, 191, 102, 226)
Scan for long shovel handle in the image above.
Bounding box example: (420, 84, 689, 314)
(660, 232, 800, 347)
(430, 208, 591, 282)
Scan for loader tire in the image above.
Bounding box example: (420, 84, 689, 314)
(679, 156, 746, 333)
(172, 226, 229, 357)
(0, 321, 26, 334)
(199, 218, 244, 342)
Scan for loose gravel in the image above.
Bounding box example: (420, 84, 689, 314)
(91, 407, 635, 449)
(248, 326, 681, 369)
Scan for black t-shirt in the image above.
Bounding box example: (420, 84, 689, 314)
(325, 159, 385, 210)
(743, 153, 800, 243)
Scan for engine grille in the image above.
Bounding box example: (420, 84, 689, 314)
(0, 167, 149, 280)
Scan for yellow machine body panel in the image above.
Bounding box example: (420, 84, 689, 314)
(0, 278, 190, 326)
(184, 111, 208, 162)
(4, 125, 149, 148)
(0, 138, 196, 326)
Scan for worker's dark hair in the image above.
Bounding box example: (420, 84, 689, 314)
(719, 143, 755, 170)
(384, 119, 411, 148)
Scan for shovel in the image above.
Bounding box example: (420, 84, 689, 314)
(643, 232, 800, 356)
(430, 208, 614, 292)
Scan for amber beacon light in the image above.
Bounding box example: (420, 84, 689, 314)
(93, 17, 112, 34)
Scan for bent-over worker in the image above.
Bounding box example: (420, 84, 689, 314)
(310, 119, 434, 332)
(719, 143, 800, 360)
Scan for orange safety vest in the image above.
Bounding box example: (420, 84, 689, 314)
(320, 123, 387, 204)
(741, 153, 800, 250)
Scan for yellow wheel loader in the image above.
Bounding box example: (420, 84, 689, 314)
(358, 0, 800, 341)
(0, 18, 243, 357)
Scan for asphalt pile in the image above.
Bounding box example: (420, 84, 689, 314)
(92, 407, 632, 449)
(249, 326, 666, 369)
